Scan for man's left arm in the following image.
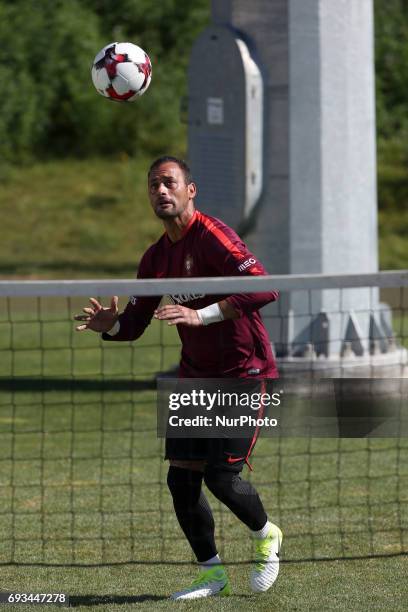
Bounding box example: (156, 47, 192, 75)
(209, 226, 279, 318)
(221, 256, 279, 318)
(154, 232, 278, 327)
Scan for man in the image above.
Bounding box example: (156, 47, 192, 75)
(75, 156, 282, 599)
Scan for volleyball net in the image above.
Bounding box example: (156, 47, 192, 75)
(0, 271, 407, 565)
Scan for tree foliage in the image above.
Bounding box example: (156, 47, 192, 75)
(374, 0, 408, 162)
(0, 0, 208, 162)
(0, 0, 406, 168)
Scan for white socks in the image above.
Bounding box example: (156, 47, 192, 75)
(200, 553, 222, 573)
(198, 521, 273, 573)
(252, 520, 272, 539)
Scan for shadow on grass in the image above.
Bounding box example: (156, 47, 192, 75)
(69, 592, 253, 606)
(0, 377, 156, 392)
(0, 261, 139, 275)
(69, 594, 167, 606)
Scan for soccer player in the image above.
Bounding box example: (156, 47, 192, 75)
(74, 157, 282, 599)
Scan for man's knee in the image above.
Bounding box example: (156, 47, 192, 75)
(203, 466, 242, 501)
(203, 465, 267, 530)
(167, 465, 203, 507)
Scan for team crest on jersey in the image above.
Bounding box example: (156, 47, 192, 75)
(184, 254, 194, 276)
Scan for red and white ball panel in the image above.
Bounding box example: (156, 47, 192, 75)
(91, 63, 111, 94)
(114, 42, 147, 62)
(114, 62, 146, 94)
(91, 41, 152, 102)
(93, 41, 115, 65)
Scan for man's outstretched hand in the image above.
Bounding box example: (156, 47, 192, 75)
(74, 296, 119, 332)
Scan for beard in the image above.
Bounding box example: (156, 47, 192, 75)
(153, 200, 182, 219)
(154, 207, 180, 219)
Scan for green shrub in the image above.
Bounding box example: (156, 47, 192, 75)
(0, 0, 208, 162)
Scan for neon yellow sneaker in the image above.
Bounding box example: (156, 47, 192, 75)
(250, 523, 283, 592)
(170, 565, 231, 600)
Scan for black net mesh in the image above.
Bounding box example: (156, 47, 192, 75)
(0, 278, 407, 566)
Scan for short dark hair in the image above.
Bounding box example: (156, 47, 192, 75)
(148, 156, 193, 185)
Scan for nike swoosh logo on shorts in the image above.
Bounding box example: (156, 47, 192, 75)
(225, 454, 245, 464)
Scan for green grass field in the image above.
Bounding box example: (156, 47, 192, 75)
(0, 297, 407, 610)
(0, 152, 407, 605)
(0, 158, 408, 279)
(0, 158, 163, 279)
(1, 557, 407, 611)
(0, 123, 406, 609)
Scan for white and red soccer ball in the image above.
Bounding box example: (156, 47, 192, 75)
(91, 42, 152, 102)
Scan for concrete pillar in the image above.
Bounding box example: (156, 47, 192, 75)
(189, 1, 399, 368)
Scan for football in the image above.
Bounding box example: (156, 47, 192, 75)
(91, 42, 152, 101)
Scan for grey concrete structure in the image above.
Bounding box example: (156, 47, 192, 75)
(188, 25, 264, 228)
(187, 0, 404, 371)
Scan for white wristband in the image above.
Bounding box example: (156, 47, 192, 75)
(196, 303, 224, 326)
(105, 320, 120, 336)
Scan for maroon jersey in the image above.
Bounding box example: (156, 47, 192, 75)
(103, 211, 279, 378)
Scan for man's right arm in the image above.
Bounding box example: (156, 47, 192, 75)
(75, 247, 161, 341)
(74, 293, 161, 341)
(101, 295, 161, 342)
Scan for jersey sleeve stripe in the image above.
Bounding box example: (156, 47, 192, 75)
(198, 212, 265, 275)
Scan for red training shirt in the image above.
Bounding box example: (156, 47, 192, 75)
(102, 210, 279, 378)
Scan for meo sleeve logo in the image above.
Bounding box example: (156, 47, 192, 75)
(238, 257, 256, 272)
